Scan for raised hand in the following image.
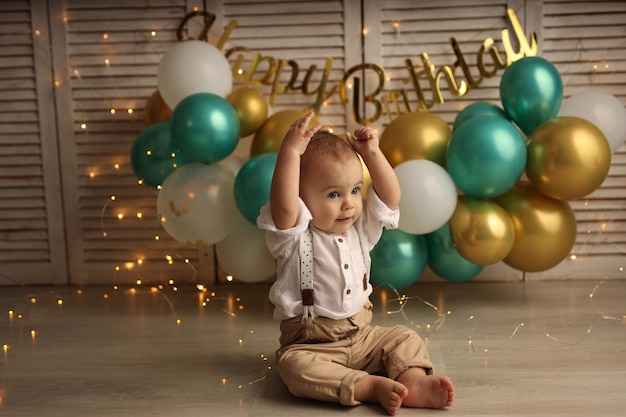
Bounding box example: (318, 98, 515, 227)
(281, 111, 321, 156)
(346, 126, 380, 157)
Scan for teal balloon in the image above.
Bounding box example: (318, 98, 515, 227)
(453, 102, 510, 131)
(500, 56, 563, 135)
(426, 222, 483, 282)
(170, 92, 240, 164)
(130, 122, 189, 188)
(234, 153, 277, 224)
(370, 229, 427, 290)
(446, 115, 526, 199)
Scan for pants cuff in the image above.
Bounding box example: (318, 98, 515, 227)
(339, 370, 368, 406)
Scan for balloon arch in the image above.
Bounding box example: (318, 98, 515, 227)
(130, 41, 625, 287)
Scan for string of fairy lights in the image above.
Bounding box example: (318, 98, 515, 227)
(2, 271, 625, 394)
(2, 5, 625, 398)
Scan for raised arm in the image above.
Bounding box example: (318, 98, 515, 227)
(347, 126, 401, 210)
(270, 112, 321, 229)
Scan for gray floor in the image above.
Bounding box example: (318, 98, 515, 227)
(1, 280, 625, 416)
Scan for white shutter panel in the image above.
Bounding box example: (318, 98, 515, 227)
(54, 0, 210, 285)
(219, 0, 350, 133)
(378, 0, 522, 281)
(0, 0, 68, 285)
(533, 0, 626, 279)
(378, 0, 626, 281)
(379, 0, 511, 126)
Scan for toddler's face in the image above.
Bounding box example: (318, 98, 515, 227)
(300, 156, 363, 234)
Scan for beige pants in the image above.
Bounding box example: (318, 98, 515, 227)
(276, 302, 434, 406)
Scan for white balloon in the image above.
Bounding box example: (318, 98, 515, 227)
(157, 40, 233, 109)
(559, 91, 626, 153)
(395, 159, 458, 235)
(157, 163, 236, 246)
(218, 155, 246, 177)
(216, 212, 276, 283)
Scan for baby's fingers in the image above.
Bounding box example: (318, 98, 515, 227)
(353, 126, 375, 140)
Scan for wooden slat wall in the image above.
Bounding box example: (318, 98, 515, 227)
(379, 0, 512, 125)
(0, 0, 624, 285)
(55, 0, 209, 285)
(532, 0, 626, 279)
(0, 0, 68, 284)
(377, 0, 626, 281)
(378, 0, 523, 281)
(218, 0, 350, 133)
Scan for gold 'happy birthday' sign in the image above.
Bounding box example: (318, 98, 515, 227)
(177, 9, 537, 125)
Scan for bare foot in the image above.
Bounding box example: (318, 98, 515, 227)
(396, 368, 454, 408)
(354, 375, 408, 415)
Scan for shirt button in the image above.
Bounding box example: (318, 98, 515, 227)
(346, 289, 351, 295)
(344, 264, 349, 269)
(338, 238, 343, 243)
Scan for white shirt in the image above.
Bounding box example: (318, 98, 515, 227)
(257, 186, 399, 320)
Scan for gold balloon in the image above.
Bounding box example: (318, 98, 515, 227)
(526, 116, 611, 200)
(226, 87, 269, 137)
(250, 110, 318, 157)
(380, 111, 451, 167)
(144, 90, 172, 127)
(495, 181, 577, 272)
(449, 196, 515, 265)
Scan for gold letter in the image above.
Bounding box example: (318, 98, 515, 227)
(478, 38, 507, 77)
(300, 58, 337, 115)
(268, 60, 299, 107)
(381, 90, 412, 123)
(216, 20, 238, 50)
(502, 8, 538, 65)
(340, 64, 385, 125)
(176, 11, 215, 41)
(450, 37, 482, 89)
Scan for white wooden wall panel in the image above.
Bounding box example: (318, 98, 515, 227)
(0, 0, 625, 285)
(379, 0, 512, 126)
(219, 0, 350, 131)
(0, 0, 68, 285)
(531, 0, 626, 279)
(54, 0, 208, 285)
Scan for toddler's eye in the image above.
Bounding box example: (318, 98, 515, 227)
(328, 191, 340, 198)
(351, 187, 360, 195)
